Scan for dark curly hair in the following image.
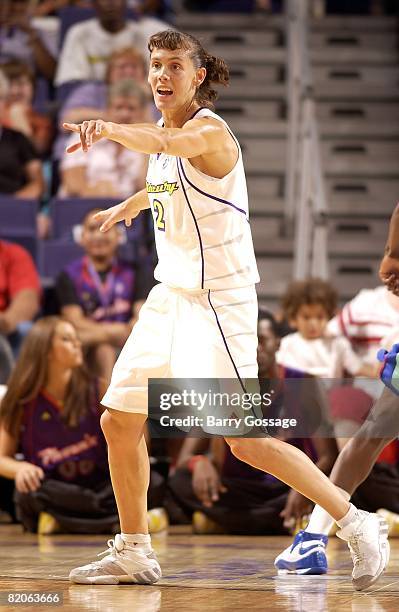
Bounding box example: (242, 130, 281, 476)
(148, 30, 229, 109)
(281, 278, 338, 321)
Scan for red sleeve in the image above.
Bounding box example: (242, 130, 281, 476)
(6, 243, 40, 299)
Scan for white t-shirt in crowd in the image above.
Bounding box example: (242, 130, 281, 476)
(55, 17, 167, 86)
(61, 136, 145, 199)
(328, 286, 399, 363)
(276, 331, 362, 379)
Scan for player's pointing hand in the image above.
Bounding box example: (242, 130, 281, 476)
(93, 198, 141, 232)
(63, 119, 109, 153)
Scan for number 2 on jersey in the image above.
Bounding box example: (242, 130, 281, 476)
(153, 199, 166, 231)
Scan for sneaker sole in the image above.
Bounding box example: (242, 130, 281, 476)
(277, 567, 327, 576)
(352, 517, 390, 591)
(69, 567, 162, 585)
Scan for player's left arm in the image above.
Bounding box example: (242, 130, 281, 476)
(64, 117, 234, 160)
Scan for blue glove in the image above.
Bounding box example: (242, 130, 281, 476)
(377, 343, 399, 395)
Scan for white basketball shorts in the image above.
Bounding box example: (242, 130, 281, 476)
(101, 283, 259, 414)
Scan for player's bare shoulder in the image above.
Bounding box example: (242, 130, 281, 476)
(184, 116, 238, 179)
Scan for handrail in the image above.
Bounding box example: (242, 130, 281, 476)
(284, 0, 329, 280)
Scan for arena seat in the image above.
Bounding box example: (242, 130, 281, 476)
(56, 6, 96, 49)
(38, 240, 83, 280)
(57, 6, 139, 50)
(38, 238, 137, 281)
(50, 197, 116, 239)
(0, 197, 39, 260)
(49, 197, 143, 242)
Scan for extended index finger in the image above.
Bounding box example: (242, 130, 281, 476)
(63, 122, 81, 133)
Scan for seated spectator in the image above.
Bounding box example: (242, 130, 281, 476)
(61, 46, 150, 126)
(277, 278, 378, 379)
(1, 59, 54, 157)
(0, 336, 14, 384)
(60, 79, 147, 198)
(0, 0, 57, 80)
(0, 316, 119, 534)
(54, 46, 154, 162)
(0, 239, 41, 358)
(55, 208, 151, 380)
(328, 284, 399, 366)
(167, 311, 338, 535)
(0, 70, 44, 199)
(55, 0, 169, 87)
(327, 284, 399, 451)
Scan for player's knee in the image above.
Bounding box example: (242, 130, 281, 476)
(100, 409, 146, 442)
(225, 437, 256, 463)
(226, 436, 282, 467)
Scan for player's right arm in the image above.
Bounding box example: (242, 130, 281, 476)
(94, 188, 150, 232)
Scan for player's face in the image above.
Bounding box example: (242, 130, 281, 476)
(49, 321, 83, 369)
(81, 213, 120, 261)
(108, 94, 144, 124)
(257, 320, 280, 374)
(291, 303, 329, 340)
(148, 47, 205, 112)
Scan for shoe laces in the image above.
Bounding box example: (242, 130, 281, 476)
(98, 536, 124, 559)
(348, 534, 365, 565)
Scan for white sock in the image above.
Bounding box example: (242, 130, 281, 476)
(336, 503, 358, 529)
(306, 487, 351, 535)
(121, 532, 152, 554)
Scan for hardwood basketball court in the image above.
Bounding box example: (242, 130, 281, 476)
(1, 524, 398, 611)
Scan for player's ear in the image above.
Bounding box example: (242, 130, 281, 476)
(195, 66, 206, 88)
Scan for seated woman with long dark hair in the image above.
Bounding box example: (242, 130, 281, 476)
(0, 316, 118, 534)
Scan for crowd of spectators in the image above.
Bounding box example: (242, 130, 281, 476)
(0, 0, 398, 539)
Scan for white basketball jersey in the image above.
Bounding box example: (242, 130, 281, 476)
(146, 107, 260, 291)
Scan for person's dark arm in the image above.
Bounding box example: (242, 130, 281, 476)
(379, 202, 399, 294)
(6, 13, 56, 80)
(27, 29, 56, 80)
(15, 160, 44, 199)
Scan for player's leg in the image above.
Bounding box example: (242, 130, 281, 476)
(205, 286, 388, 590)
(226, 430, 389, 589)
(69, 285, 172, 585)
(101, 410, 149, 534)
(225, 436, 350, 522)
(275, 386, 399, 577)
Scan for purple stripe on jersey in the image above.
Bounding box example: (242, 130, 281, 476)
(176, 159, 205, 289)
(189, 107, 206, 121)
(177, 157, 248, 218)
(207, 289, 247, 394)
(161, 106, 205, 129)
(207, 290, 269, 436)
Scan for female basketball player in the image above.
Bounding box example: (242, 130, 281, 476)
(64, 30, 388, 590)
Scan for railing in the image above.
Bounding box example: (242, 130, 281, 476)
(284, 0, 329, 280)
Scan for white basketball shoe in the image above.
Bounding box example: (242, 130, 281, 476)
(336, 510, 389, 591)
(69, 534, 162, 585)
